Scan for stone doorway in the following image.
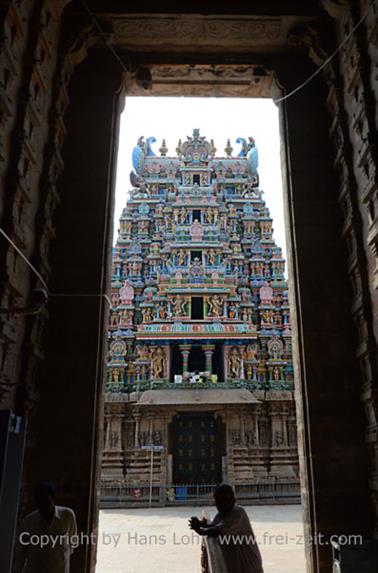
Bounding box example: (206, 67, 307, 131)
(12, 4, 377, 573)
(35, 65, 369, 573)
(30, 55, 372, 573)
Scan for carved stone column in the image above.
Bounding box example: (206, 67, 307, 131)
(104, 413, 111, 450)
(268, 403, 285, 473)
(102, 406, 125, 481)
(134, 411, 140, 449)
(223, 346, 230, 380)
(203, 344, 215, 374)
(165, 345, 171, 382)
(179, 343, 191, 374)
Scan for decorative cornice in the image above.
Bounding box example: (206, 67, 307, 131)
(125, 64, 273, 98)
(111, 15, 282, 50)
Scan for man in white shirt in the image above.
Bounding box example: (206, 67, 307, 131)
(16, 482, 77, 573)
(189, 483, 264, 573)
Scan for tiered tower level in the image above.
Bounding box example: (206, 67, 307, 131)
(102, 130, 298, 496)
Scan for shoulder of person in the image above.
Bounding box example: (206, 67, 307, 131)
(234, 505, 247, 513)
(233, 505, 250, 519)
(56, 506, 77, 520)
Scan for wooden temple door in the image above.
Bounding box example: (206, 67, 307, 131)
(172, 413, 223, 484)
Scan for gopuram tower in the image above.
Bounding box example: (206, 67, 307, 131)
(102, 129, 298, 503)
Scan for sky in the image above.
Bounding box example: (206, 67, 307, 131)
(113, 97, 287, 260)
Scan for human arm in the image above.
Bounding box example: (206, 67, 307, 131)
(188, 516, 220, 538)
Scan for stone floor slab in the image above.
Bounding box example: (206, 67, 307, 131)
(96, 505, 306, 573)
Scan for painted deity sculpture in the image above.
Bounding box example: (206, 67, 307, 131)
(172, 295, 187, 316)
(151, 347, 166, 379)
(229, 348, 243, 378)
(208, 295, 223, 317)
(190, 220, 204, 241)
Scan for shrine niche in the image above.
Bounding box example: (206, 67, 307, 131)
(102, 129, 298, 495)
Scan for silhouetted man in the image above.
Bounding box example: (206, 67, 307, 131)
(16, 482, 77, 573)
(189, 483, 264, 573)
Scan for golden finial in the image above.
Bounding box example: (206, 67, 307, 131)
(176, 139, 182, 157)
(210, 139, 217, 157)
(159, 139, 168, 156)
(224, 139, 233, 157)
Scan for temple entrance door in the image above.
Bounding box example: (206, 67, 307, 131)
(172, 413, 223, 484)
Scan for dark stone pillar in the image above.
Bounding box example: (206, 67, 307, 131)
(276, 57, 374, 572)
(25, 50, 123, 573)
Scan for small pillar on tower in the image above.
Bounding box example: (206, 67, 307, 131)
(179, 344, 192, 374)
(203, 344, 215, 374)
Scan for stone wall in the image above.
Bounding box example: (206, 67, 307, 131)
(102, 396, 298, 493)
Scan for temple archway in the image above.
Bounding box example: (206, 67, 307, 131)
(26, 51, 372, 573)
(3, 3, 376, 573)
(26, 51, 373, 573)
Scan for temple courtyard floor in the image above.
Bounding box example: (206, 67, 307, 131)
(96, 504, 306, 573)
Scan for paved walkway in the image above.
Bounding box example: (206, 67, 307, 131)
(96, 505, 306, 573)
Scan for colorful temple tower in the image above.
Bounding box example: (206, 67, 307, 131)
(102, 130, 298, 500)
